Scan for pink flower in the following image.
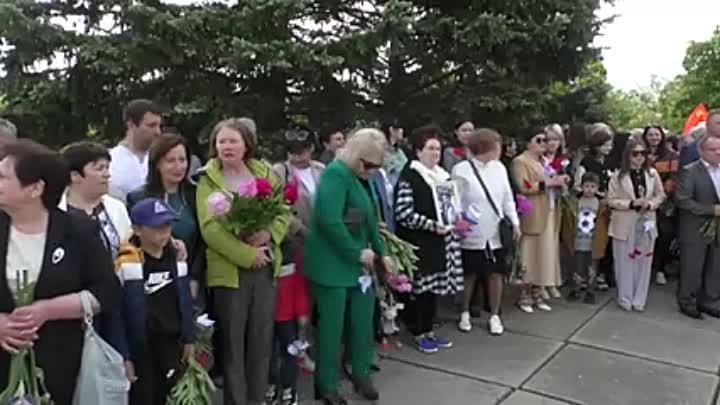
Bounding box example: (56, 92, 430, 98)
(515, 194, 533, 217)
(237, 179, 258, 198)
(255, 178, 273, 199)
(396, 274, 409, 284)
(207, 192, 231, 216)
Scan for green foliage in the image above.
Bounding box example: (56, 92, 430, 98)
(657, 28, 720, 132)
(0, 0, 611, 151)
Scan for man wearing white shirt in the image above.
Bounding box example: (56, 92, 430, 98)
(676, 134, 720, 319)
(109, 99, 162, 202)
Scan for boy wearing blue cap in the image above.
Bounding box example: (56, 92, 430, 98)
(117, 197, 195, 405)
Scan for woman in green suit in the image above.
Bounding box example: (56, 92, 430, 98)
(304, 128, 393, 405)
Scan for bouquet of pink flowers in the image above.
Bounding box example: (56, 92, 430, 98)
(206, 177, 286, 237)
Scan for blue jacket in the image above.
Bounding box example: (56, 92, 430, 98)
(111, 242, 195, 361)
(679, 139, 700, 166)
(372, 171, 396, 233)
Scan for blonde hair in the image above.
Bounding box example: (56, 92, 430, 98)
(208, 118, 257, 160)
(336, 128, 387, 168)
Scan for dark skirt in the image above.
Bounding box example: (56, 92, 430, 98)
(462, 248, 508, 275)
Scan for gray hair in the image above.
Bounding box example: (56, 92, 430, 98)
(0, 118, 17, 140)
(336, 128, 387, 168)
(237, 117, 257, 137)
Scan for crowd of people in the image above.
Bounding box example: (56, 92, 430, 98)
(0, 100, 718, 405)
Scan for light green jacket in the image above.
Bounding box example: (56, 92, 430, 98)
(196, 158, 290, 288)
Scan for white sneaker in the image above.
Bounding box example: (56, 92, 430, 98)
(536, 301, 552, 311)
(656, 272, 667, 285)
(488, 315, 504, 335)
(539, 287, 550, 300)
(518, 303, 534, 313)
(458, 311, 472, 332)
(548, 286, 562, 299)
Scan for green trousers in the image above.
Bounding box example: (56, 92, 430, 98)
(312, 283, 375, 395)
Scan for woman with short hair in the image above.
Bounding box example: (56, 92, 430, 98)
(0, 140, 121, 404)
(394, 125, 464, 352)
(304, 128, 391, 404)
(453, 129, 520, 335)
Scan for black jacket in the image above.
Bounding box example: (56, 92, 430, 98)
(126, 182, 207, 284)
(0, 209, 121, 405)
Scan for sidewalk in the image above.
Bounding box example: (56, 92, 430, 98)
(286, 282, 720, 404)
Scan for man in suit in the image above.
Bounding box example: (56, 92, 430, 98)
(675, 134, 720, 319)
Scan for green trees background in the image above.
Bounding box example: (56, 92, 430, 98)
(0, 0, 717, 155)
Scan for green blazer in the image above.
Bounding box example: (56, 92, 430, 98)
(303, 160, 386, 287)
(196, 158, 290, 289)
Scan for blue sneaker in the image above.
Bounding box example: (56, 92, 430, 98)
(429, 334, 453, 349)
(415, 336, 439, 354)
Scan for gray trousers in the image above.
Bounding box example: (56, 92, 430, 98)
(678, 241, 720, 309)
(214, 269, 276, 405)
(613, 239, 652, 309)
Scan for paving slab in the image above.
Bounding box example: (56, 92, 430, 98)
(573, 307, 720, 372)
(501, 390, 573, 405)
(524, 344, 718, 405)
(604, 283, 720, 335)
(384, 326, 562, 387)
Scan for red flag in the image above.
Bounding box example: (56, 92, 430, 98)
(682, 103, 709, 136)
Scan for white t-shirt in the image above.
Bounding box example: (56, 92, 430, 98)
(6, 227, 46, 295)
(109, 144, 148, 202)
(294, 167, 317, 198)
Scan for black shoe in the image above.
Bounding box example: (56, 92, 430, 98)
(370, 363, 381, 372)
(315, 387, 348, 405)
(698, 305, 720, 318)
(679, 305, 703, 319)
(583, 291, 596, 305)
(566, 289, 581, 302)
(353, 377, 380, 401)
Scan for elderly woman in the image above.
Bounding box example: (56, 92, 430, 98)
(512, 129, 569, 313)
(453, 129, 520, 335)
(196, 118, 290, 405)
(608, 138, 665, 311)
(127, 134, 205, 298)
(395, 125, 464, 352)
(0, 140, 121, 404)
(304, 129, 391, 405)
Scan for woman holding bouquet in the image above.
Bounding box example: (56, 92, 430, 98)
(304, 128, 391, 405)
(607, 138, 665, 311)
(196, 118, 290, 405)
(395, 125, 463, 351)
(0, 140, 121, 404)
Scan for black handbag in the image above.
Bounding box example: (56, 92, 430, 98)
(467, 160, 515, 250)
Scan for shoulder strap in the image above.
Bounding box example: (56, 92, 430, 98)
(466, 159, 502, 219)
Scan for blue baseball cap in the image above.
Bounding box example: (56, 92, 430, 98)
(130, 198, 177, 227)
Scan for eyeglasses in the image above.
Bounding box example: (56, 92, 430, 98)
(360, 159, 382, 170)
(631, 150, 648, 157)
(285, 129, 312, 142)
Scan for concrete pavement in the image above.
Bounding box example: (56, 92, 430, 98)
(215, 281, 720, 404)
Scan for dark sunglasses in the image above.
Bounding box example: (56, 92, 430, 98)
(361, 158, 382, 170)
(285, 129, 312, 142)
(631, 150, 648, 157)
(534, 137, 547, 144)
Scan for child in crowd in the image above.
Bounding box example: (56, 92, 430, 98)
(116, 198, 195, 405)
(568, 173, 601, 304)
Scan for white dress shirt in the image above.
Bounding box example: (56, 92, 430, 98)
(452, 159, 519, 250)
(108, 144, 148, 202)
(701, 159, 720, 201)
